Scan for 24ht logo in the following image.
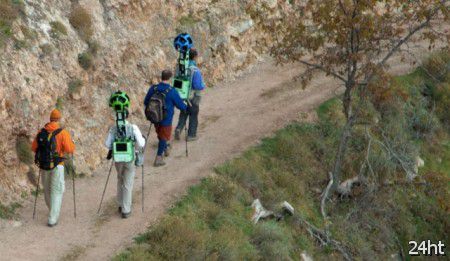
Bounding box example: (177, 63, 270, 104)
(409, 240, 446, 256)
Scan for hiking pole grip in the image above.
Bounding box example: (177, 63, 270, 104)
(98, 161, 114, 214)
(32, 170, 41, 219)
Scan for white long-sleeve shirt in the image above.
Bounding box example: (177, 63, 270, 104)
(105, 123, 145, 150)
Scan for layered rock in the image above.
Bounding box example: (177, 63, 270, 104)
(0, 0, 287, 202)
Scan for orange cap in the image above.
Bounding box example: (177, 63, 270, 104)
(50, 109, 61, 121)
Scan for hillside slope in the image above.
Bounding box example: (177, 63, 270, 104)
(0, 40, 434, 260)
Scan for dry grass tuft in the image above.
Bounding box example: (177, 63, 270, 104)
(69, 5, 93, 41)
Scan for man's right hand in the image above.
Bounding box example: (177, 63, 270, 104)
(107, 150, 112, 160)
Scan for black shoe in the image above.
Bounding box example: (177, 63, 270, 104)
(122, 212, 131, 219)
(47, 222, 58, 227)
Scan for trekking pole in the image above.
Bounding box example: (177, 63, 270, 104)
(185, 123, 188, 157)
(71, 154, 77, 218)
(185, 99, 191, 157)
(98, 161, 114, 214)
(32, 170, 41, 219)
(141, 124, 152, 212)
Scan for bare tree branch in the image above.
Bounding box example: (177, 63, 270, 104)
(293, 213, 353, 261)
(378, 4, 443, 68)
(321, 172, 334, 220)
(298, 60, 347, 83)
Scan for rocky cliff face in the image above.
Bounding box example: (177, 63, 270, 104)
(0, 0, 285, 202)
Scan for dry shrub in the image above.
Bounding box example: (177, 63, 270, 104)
(368, 75, 409, 111)
(145, 215, 208, 260)
(69, 5, 93, 41)
(251, 222, 293, 260)
(50, 21, 67, 39)
(0, 0, 22, 45)
(209, 225, 258, 260)
(433, 82, 450, 128)
(205, 175, 238, 208)
(0, 0, 20, 21)
(16, 135, 33, 165)
(68, 78, 83, 94)
(40, 43, 53, 56)
(422, 50, 450, 81)
(77, 51, 93, 70)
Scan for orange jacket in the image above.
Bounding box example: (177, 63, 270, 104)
(32, 122, 75, 165)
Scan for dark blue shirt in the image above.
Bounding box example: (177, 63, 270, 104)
(144, 82, 187, 126)
(190, 61, 206, 91)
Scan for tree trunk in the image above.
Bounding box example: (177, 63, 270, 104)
(330, 118, 354, 193)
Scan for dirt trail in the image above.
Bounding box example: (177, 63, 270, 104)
(0, 45, 431, 260)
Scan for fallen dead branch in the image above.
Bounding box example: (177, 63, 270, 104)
(292, 213, 353, 261)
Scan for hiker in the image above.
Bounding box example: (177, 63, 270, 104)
(144, 69, 188, 167)
(105, 91, 146, 218)
(31, 109, 75, 227)
(174, 48, 206, 141)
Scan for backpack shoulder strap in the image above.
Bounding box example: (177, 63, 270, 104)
(164, 87, 172, 94)
(53, 128, 63, 136)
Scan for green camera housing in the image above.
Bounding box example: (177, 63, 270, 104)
(113, 140, 135, 163)
(173, 77, 191, 100)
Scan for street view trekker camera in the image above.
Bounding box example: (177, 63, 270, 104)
(109, 91, 135, 162)
(173, 33, 194, 100)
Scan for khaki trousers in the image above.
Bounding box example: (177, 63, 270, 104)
(41, 165, 65, 225)
(115, 162, 136, 214)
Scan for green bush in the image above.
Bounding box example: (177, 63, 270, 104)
(0, 202, 21, 220)
(50, 21, 68, 39)
(16, 135, 33, 165)
(68, 79, 83, 95)
(69, 6, 93, 41)
(78, 51, 93, 70)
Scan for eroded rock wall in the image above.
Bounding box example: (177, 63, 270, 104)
(0, 0, 285, 202)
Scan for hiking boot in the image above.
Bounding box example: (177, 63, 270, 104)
(174, 129, 181, 141)
(154, 156, 166, 167)
(47, 222, 58, 228)
(186, 136, 198, 142)
(122, 212, 131, 219)
(164, 143, 171, 157)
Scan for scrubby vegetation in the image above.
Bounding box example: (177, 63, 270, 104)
(50, 21, 68, 39)
(116, 53, 450, 260)
(0, 202, 21, 219)
(77, 51, 93, 70)
(69, 5, 93, 42)
(0, 0, 24, 47)
(67, 78, 83, 95)
(40, 43, 53, 56)
(15, 135, 33, 165)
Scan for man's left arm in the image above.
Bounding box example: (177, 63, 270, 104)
(192, 70, 206, 90)
(62, 130, 75, 154)
(133, 125, 146, 149)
